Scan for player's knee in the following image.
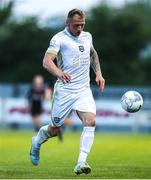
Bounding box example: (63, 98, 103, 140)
(85, 114, 96, 127)
(86, 119, 96, 127)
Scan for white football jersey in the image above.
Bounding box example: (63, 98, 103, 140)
(47, 27, 93, 91)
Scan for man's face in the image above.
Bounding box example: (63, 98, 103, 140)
(34, 76, 44, 89)
(67, 14, 85, 36)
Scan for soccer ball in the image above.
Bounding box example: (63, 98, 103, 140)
(121, 91, 143, 113)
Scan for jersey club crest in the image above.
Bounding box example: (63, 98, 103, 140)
(78, 45, 85, 52)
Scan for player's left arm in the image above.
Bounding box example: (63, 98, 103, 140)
(90, 47, 105, 91)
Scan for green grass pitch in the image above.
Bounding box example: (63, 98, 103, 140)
(0, 130, 151, 179)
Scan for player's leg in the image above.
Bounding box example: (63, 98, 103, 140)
(73, 88, 96, 174)
(57, 126, 64, 142)
(30, 90, 73, 165)
(30, 124, 61, 165)
(74, 111, 96, 175)
(57, 118, 72, 142)
(30, 84, 73, 165)
(31, 104, 42, 132)
(32, 115, 41, 132)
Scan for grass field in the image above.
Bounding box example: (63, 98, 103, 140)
(0, 130, 151, 179)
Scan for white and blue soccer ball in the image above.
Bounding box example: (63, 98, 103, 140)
(121, 91, 143, 113)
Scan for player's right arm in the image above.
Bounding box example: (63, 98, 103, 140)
(43, 52, 71, 83)
(43, 34, 71, 83)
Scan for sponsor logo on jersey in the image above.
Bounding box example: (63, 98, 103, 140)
(79, 45, 84, 52)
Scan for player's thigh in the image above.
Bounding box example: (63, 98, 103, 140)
(76, 111, 96, 127)
(74, 88, 96, 126)
(74, 88, 96, 114)
(51, 89, 74, 127)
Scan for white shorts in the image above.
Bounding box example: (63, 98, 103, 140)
(50, 86, 96, 127)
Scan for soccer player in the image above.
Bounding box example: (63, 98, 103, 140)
(30, 9, 105, 175)
(27, 75, 45, 132)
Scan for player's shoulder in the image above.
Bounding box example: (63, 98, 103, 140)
(52, 30, 66, 39)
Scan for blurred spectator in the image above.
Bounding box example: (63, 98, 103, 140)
(27, 75, 45, 132)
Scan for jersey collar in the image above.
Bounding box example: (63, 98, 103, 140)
(64, 27, 82, 39)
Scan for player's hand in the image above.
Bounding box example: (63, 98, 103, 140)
(96, 75, 105, 92)
(58, 71, 71, 84)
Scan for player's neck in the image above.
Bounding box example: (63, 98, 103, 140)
(66, 27, 80, 37)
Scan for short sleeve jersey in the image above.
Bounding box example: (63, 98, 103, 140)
(47, 28, 93, 91)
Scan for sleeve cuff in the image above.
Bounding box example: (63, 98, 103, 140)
(46, 49, 58, 56)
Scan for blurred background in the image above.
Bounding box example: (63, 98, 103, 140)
(0, 0, 151, 133)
